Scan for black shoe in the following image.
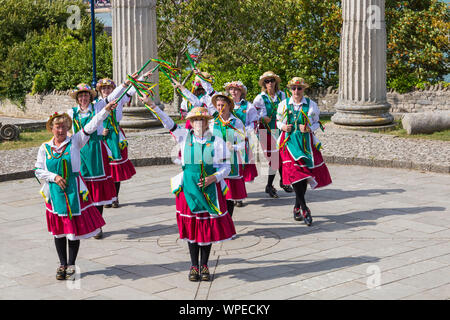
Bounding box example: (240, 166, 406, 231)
(189, 266, 200, 282)
(265, 185, 279, 198)
(293, 207, 303, 221)
(104, 204, 112, 208)
(56, 266, 66, 281)
(302, 208, 313, 226)
(280, 182, 294, 193)
(235, 201, 243, 207)
(200, 265, 211, 281)
(94, 229, 103, 239)
(112, 200, 119, 208)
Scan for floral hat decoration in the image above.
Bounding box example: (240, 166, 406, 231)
(69, 83, 97, 100)
(46, 112, 72, 132)
(96, 78, 116, 91)
(224, 80, 247, 99)
(287, 77, 310, 89)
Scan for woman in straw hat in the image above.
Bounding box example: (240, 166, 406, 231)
(139, 95, 236, 282)
(96, 78, 137, 209)
(277, 77, 332, 226)
(224, 80, 259, 206)
(210, 92, 248, 215)
(170, 78, 248, 217)
(253, 71, 294, 199)
(67, 79, 131, 239)
(34, 100, 118, 280)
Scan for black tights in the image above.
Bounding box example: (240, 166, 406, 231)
(54, 237, 80, 266)
(115, 182, 121, 198)
(96, 205, 103, 216)
(226, 200, 235, 217)
(267, 166, 283, 187)
(292, 180, 308, 210)
(188, 243, 212, 267)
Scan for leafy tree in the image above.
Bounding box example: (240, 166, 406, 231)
(156, 0, 238, 107)
(0, 0, 111, 103)
(385, 0, 449, 92)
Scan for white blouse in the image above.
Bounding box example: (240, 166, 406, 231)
(67, 85, 126, 135)
(151, 105, 231, 182)
(276, 96, 321, 132)
(253, 91, 286, 119)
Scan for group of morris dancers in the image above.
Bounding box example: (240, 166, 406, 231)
(34, 67, 331, 282)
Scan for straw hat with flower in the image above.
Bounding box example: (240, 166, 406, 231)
(69, 83, 97, 101)
(96, 78, 116, 91)
(286, 77, 310, 89)
(224, 81, 247, 99)
(46, 112, 72, 132)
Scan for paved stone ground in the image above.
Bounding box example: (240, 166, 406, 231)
(0, 164, 449, 300)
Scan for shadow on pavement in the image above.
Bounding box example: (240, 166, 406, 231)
(235, 206, 446, 240)
(80, 255, 380, 282)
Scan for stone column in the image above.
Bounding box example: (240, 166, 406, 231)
(331, 0, 394, 127)
(112, 0, 161, 129)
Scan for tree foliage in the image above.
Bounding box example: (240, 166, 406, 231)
(0, 0, 111, 103)
(0, 0, 448, 105)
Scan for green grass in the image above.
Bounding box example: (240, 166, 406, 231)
(0, 129, 53, 150)
(370, 120, 450, 141)
(383, 127, 450, 141)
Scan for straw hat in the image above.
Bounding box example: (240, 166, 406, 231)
(69, 83, 97, 100)
(211, 92, 234, 110)
(258, 71, 281, 87)
(224, 81, 247, 98)
(185, 106, 213, 121)
(96, 78, 116, 91)
(46, 112, 72, 132)
(287, 77, 310, 89)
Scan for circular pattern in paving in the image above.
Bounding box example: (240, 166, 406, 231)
(157, 227, 281, 255)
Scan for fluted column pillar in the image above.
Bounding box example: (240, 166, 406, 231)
(332, 0, 393, 127)
(112, 0, 161, 128)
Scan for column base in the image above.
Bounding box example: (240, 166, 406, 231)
(120, 105, 161, 129)
(331, 102, 394, 127)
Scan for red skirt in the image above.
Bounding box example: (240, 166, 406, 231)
(279, 132, 332, 189)
(258, 123, 281, 171)
(175, 183, 236, 245)
(225, 177, 248, 201)
(243, 163, 258, 182)
(82, 141, 117, 206)
(109, 144, 136, 182)
(45, 196, 105, 241)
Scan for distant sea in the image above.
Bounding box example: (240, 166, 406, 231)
(96, 12, 112, 27)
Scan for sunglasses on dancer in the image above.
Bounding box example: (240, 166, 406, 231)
(291, 86, 304, 91)
(264, 78, 276, 84)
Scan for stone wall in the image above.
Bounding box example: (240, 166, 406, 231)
(1, 87, 449, 120)
(307, 86, 450, 114)
(0, 91, 74, 120)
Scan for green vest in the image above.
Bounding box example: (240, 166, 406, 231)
(284, 97, 314, 168)
(261, 92, 283, 130)
(103, 109, 124, 161)
(72, 106, 106, 179)
(44, 141, 80, 217)
(213, 116, 240, 178)
(182, 131, 222, 216)
(234, 100, 248, 125)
